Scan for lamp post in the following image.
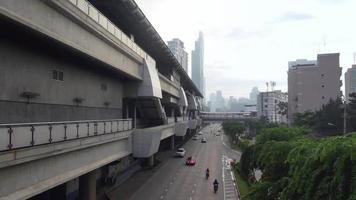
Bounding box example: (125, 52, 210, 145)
(342, 96, 347, 135)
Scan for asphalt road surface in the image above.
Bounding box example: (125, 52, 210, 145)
(110, 123, 240, 200)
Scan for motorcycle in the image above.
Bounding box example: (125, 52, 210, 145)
(213, 184, 218, 193)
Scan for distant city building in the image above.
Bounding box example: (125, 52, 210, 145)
(345, 65, 356, 103)
(288, 53, 342, 124)
(192, 31, 205, 96)
(257, 90, 288, 123)
(249, 87, 259, 103)
(167, 38, 188, 72)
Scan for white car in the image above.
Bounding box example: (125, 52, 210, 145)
(175, 148, 186, 157)
(201, 138, 207, 143)
(198, 132, 203, 135)
(192, 136, 199, 140)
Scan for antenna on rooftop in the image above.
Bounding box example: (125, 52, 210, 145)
(353, 52, 356, 64)
(270, 81, 276, 91)
(266, 82, 269, 92)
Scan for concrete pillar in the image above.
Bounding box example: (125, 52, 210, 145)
(147, 155, 154, 167)
(79, 170, 96, 200)
(133, 104, 137, 128)
(170, 136, 175, 150)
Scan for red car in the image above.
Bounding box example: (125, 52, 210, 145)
(186, 156, 196, 166)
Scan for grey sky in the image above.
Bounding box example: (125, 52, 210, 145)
(135, 0, 356, 98)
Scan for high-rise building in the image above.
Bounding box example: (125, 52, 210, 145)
(345, 65, 356, 103)
(288, 53, 342, 124)
(249, 87, 259, 103)
(191, 31, 205, 96)
(257, 90, 288, 123)
(167, 38, 188, 72)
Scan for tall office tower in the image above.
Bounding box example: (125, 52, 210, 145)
(257, 90, 288, 123)
(167, 38, 188, 72)
(288, 53, 342, 124)
(345, 65, 356, 103)
(191, 31, 205, 96)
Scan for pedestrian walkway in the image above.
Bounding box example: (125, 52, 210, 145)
(222, 155, 240, 200)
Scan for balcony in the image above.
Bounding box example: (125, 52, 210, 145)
(0, 119, 132, 152)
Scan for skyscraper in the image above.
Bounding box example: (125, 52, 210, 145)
(345, 65, 356, 103)
(191, 31, 205, 96)
(167, 38, 188, 72)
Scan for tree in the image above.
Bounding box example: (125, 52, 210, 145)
(347, 92, 356, 131)
(277, 102, 288, 122)
(222, 121, 245, 142)
(293, 111, 316, 128)
(241, 127, 355, 200)
(313, 98, 343, 134)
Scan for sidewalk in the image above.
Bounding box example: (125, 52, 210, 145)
(104, 150, 174, 200)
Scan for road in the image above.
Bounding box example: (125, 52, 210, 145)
(109, 123, 241, 200)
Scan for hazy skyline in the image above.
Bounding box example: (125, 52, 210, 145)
(135, 0, 356, 98)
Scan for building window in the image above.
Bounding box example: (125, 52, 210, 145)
(321, 74, 324, 77)
(101, 83, 108, 91)
(265, 105, 268, 108)
(264, 99, 268, 102)
(322, 96, 325, 99)
(52, 70, 63, 81)
(321, 85, 325, 88)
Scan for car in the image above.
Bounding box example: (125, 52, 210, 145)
(215, 133, 220, 136)
(192, 136, 199, 140)
(198, 132, 203, 135)
(175, 148, 186, 157)
(185, 156, 196, 166)
(201, 138, 207, 143)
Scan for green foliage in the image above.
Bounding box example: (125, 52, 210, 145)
(293, 98, 344, 135)
(256, 127, 309, 144)
(222, 120, 245, 139)
(240, 127, 356, 200)
(348, 92, 356, 132)
(293, 111, 316, 128)
(313, 98, 343, 133)
(237, 139, 251, 152)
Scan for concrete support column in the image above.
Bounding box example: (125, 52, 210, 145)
(79, 170, 97, 200)
(133, 104, 137, 128)
(147, 155, 154, 167)
(170, 136, 175, 150)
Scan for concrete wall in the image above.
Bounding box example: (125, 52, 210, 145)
(0, 36, 124, 123)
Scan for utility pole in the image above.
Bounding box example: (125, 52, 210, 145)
(343, 100, 347, 134)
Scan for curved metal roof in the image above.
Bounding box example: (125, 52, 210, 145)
(88, 0, 203, 98)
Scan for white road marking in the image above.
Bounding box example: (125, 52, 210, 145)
(222, 155, 240, 200)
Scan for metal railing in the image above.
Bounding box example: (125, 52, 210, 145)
(68, 0, 155, 65)
(0, 119, 132, 152)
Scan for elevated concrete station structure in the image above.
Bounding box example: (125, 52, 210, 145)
(0, 0, 203, 199)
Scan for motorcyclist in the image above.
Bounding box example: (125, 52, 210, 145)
(206, 168, 210, 179)
(213, 179, 219, 193)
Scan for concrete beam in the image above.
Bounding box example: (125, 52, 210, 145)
(0, 0, 143, 80)
(0, 133, 131, 199)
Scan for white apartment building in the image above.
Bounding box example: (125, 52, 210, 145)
(257, 90, 288, 123)
(345, 65, 356, 103)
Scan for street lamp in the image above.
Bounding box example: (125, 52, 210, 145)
(341, 94, 347, 135)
